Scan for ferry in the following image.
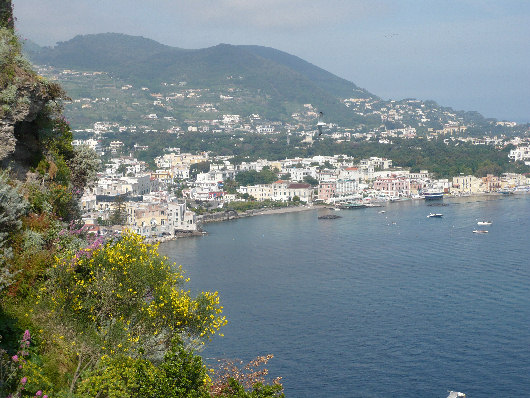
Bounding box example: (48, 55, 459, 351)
(423, 191, 444, 200)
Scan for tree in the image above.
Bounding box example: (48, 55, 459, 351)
(303, 175, 319, 186)
(223, 178, 239, 194)
(109, 195, 127, 225)
(190, 161, 211, 179)
(116, 163, 128, 176)
(68, 145, 100, 196)
(77, 338, 210, 398)
(235, 169, 278, 187)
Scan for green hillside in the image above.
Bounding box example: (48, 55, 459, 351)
(28, 33, 376, 124)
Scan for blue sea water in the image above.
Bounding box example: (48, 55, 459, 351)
(160, 195, 530, 398)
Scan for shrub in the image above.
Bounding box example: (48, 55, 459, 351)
(41, 232, 226, 392)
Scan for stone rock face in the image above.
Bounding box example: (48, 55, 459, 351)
(1, 6, 64, 178)
(0, 83, 54, 177)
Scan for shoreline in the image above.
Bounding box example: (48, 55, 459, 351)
(151, 192, 527, 243)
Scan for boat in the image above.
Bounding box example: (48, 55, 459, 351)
(423, 189, 444, 200)
(318, 214, 341, 220)
(447, 392, 466, 398)
(427, 213, 443, 218)
(477, 221, 492, 225)
(338, 202, 366, 210)
(378, 210, 386, 214)
(473, 230, 488, 234)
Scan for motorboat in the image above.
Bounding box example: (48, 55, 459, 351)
(473, 230, 488, 234)
(447, 392, 466, 398)
(427, 213, 443, 218)
(477, 221, 492, 225)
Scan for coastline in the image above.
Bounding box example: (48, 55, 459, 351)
(150, 192, 527, 243)
(197, 203, 324, 224)
(146, 204, 324, 244)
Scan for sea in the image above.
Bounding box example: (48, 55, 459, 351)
(159, 195, 530, 398)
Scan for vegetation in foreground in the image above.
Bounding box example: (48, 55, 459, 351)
(0, 9, 284, 398)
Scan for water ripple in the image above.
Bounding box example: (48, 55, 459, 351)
(160, 195, 530, 398)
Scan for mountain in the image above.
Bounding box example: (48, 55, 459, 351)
(27, 33, 376, 123)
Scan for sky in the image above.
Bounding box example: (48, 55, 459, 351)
(13, 0, 530, 122)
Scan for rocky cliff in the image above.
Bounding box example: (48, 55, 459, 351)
(0, 4, 65, 178)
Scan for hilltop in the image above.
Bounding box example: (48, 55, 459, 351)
(24, 32, 525, 142)
(27, 33, 374, 124)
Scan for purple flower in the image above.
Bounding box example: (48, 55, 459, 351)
(21, 377, 27, 385)
(36, 391, 42, 396)
(12, 355, 18, 362)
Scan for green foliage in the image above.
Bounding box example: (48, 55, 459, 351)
(223, 178, 238, 194)
(235, 168, 278, 187)
(28, 33, 376, 126)
(302, 176, 319, 186)
(190, 161, 212, 179)
(40, 232, 226, 391)
(0, 1, 14, 29)
(0, 171, 28, 292)
(137, 338, 210, 398)
(108, 195, 127, 225)
(0, 27, 44, 119)
(78, 338, 232, 398)
(225, 200, 288, 213)
(0, 23, 291, 398)
(38, 117, 75, 163)
(217, 379, 285, 398)
(76, 355, 154, 398)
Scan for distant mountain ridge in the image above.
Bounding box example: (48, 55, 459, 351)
(26, 33, 376, 123)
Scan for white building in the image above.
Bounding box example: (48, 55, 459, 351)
(508, 146, 530, 165)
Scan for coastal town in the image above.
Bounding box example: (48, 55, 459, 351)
(32, 66, 529, 240)
(78, 139, 530, 240)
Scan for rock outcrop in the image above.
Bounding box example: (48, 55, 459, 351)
(0, 8, 65, 178)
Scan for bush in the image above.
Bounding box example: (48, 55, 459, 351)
(40, 232, 226, 392)
(0, 171, 27, 292)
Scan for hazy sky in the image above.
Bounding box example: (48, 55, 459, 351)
(13, 0, 530, 122)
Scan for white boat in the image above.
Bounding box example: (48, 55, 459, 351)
(447, 392, 466, 398)
(477, 221, 492, 225)
(427, 213, 443, 218)
(473, 230, 488, 234)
